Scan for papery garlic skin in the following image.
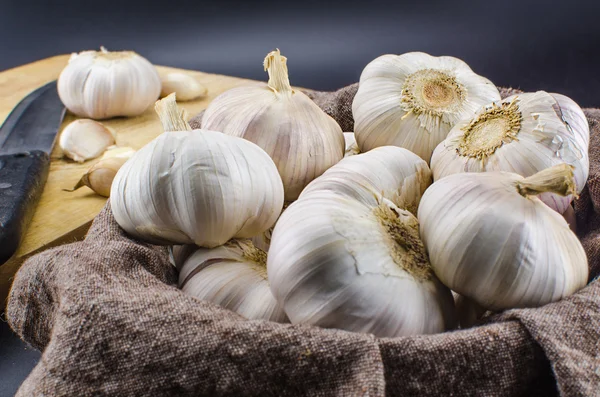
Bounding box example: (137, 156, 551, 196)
(201, 50, 344, 201)
(343, 132, 360, 157)
(58, 48, 161, 119)
(268, 149, 454, 337)
(352, 52, 501, 163)
(430, 91, 590, 213)
(59, 119, 115, 162)
(111, 129, 284, 247)
(418, 166, 588, 310)
(175, 240, 288, 322)
(301, 146, 432, 216)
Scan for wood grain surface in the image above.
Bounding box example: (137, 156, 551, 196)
(0, 55, 260, 303)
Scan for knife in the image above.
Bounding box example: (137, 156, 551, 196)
(0, 80, 66, 265)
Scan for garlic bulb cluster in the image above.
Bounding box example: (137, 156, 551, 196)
(59, 119, 115, 162)
(352, 52, 501, 163)
(431, 91, 590, 213)
(418, 164, 588, 310)
(58, 47, 161, 119)
(175, 240, 288, 322)
(267, 147, 456, 337)
(160, 72, 207, 101)
(110, 94, 284, 247)
(201, 49, 345, 201)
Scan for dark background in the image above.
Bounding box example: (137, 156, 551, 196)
(1, 0, 599, 395)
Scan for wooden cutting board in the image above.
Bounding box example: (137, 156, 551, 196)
(0, 55, 265, 303)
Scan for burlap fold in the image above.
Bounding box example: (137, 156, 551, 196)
(7, 85, 600, 396)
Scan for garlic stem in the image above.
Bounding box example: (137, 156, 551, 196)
(516, 163, 577, 198)
(264, 49, 293, 96)
(154, 93, 191, 132)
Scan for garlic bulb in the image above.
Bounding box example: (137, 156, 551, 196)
(110, 94, 284, 247)
(175, 240, 288, 322)
(343, 132, 360, 157)
(352, 52, 501, 162)
(301, 146, 432, 216)
(65, 147, 135, 197)
(201, 49, 344, 201)
(58, 47, 161, 119)
(267, 148, 455, 337)
(418, 164, 588, 310)
(59, 119, 115, 162)
(430, 91, 590, 213)
(160, 72, 207, 101)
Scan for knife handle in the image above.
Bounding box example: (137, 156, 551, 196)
(0, 151, 50, 264)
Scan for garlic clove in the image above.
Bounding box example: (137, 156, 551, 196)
(58, 48, 161, 119)
(176, 240, 288, 323)
(352, 52, 501, 163)
(160, 72, 208, 101)
(64, 147, 135, 197)
(59, 119, 115, 163)
(418, 163, 588, 310)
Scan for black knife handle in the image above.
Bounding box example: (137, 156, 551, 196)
(0, 151, 50, 264)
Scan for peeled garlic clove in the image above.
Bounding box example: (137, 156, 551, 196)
(160, 72, 207, 101)
(65, 148, 135, 197)
(201, 49, 344, 201)
(352, 52, 501, 163)
(300, 146, 432, 216)
(343, 132, 360, 157)
(59, 119, 115, 162)
(58, 47, 161, 119)
(418, 163, 588, 310)
(110, 94, 284, 247)
(176, 240, 288, 322)
(267, 149, 455, 337)
(430, 91, 590, 213)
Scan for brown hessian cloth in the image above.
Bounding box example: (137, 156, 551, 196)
(6, 84, 600, 396)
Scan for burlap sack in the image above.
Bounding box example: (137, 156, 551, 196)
(6, 85, 600, 396)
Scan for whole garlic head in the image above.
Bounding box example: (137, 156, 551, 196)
(418, 164, 588, 310)
(301, 146, 432, 216)
(201, 49, 345, 201)
(267, 147, 456, 337)
(175, 240, 288, 322)
(430, 91, 590, 213)
(58, 47, 161, 119)
(110, 94, 284, 247)
(352, 52, 501, 163)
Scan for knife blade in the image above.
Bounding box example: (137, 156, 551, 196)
(0, 80, 66, 265)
